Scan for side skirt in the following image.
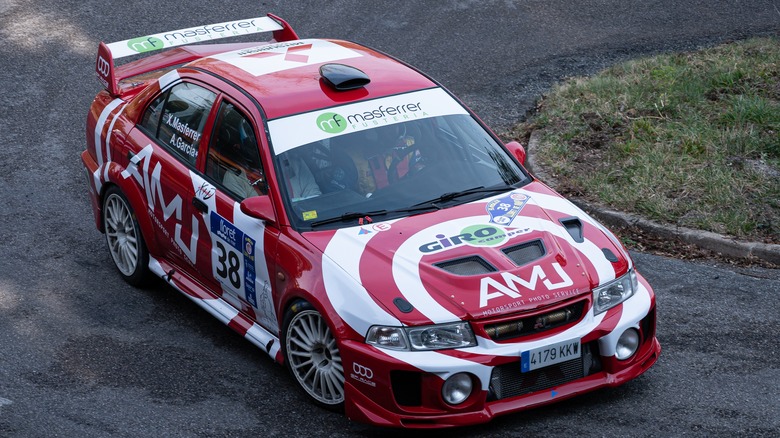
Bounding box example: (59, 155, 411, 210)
(149, 256, 282, 362)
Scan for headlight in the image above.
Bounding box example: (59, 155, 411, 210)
(593, 269, 638, 315)
(366, 322, 476, 351)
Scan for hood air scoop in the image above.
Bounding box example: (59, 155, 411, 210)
(320, 63, 370, 90)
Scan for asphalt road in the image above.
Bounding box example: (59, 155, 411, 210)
(1, 1, 779, 436)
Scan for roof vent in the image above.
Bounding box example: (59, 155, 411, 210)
(320, 63, 370, 90)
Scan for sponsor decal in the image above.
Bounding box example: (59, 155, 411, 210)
(418, 225, 531, 254)
(372, 223, 391, 232)
(195, 181, 216, 200)
(96, 55, 110, 87)
(487, 192, 529, 225)
(106, 17, 284, 59)
(240, 41, 312, 63)
(316, 112, 347, 134)
(479, 262, 574, 308)
(162, 19, 262, 45)
(358, 227, 371, 235)
(127, 36, 164, 54)
(120, 144, 198, 263)
(269, 88, 468, 155)
(350, 363, 376, 387)
(317, 103, 425, 134)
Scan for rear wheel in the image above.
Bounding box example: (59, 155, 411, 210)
(103, 186, 150, 286)
(283, 301, 345, 409)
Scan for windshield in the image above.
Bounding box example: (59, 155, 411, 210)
(267, 88, 530, 230)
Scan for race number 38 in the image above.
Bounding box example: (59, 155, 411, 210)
(210, 212, 257, 307)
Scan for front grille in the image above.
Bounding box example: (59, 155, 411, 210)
(483, 300, 586, 341)
(487, 342, 601, 401)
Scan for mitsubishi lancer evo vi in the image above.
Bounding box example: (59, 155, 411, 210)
(81, 13, 660, 428)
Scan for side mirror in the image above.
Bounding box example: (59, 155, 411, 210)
(505, 141, 527, 165)
(240, 196, 276, 223)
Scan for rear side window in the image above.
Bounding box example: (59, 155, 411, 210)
(140, 82, 216, 166)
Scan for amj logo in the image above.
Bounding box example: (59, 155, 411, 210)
(316, 112, 347, 133)
(479, 262, 573, 308)
(127, 36, 164, 54)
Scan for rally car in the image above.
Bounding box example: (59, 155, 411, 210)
(81, 13, 660, 428)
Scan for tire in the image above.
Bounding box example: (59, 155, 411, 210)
(102, 186, 150, 287)
(283, 301, 345, 409)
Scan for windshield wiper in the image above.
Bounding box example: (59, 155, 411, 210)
(310, 210, 388, 228)
(412, 185, 514, 208)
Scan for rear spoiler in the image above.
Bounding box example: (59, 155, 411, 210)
(96, 13, 298, 96)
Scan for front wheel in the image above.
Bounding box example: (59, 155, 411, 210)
(283, 301, 345, 409)
(103, 186, 150, 286)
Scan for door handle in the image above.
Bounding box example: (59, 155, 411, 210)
(192, 197, 208, 213)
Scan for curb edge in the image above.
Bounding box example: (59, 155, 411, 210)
(525, 131, 780, 266)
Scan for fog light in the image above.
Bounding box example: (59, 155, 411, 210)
(442, 373, 473, 405)
(616, 328, 640, 360)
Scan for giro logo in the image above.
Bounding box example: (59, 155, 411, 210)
(419, 225, 531, 254)
(127, 36, 164, 54)
(316, 112, 347, 133)
(96, 56, 110, 77)
(352, 363, 373, 379)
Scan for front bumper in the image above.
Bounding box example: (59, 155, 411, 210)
(338, 278, 660, 428)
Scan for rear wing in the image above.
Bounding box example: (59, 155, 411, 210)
(96, 13, 298, 96)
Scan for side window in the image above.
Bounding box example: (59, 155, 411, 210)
(140, 94, 165, 135)
(140, 82, 216, 166)
(205, 102, 265, 200)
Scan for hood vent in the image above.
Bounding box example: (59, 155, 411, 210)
(602, 248, 619, 262)
(559, 217, 584, 243)
(502, 240, 546, 267)
(435, 256, 496, 276)
(320, 63, 370, 90)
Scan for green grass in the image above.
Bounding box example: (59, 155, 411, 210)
(514, 38, 780, 243)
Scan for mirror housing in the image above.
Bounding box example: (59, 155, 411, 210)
(505, 141, 527, 165)
(240, 196, 276, 223)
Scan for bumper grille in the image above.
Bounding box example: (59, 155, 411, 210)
(488, 342, 601, 401)
(482, 299, 586, 341)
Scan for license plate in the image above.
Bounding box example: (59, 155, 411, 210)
(521, 338, 581, 373)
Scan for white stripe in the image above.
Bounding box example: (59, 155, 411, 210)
(158, 70, 181, 90)
(94, 98, 123, 169)
(322, 229, 401, 337)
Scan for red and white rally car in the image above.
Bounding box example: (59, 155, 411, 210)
(82, 13, 660, 428)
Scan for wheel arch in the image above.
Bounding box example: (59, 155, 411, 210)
(99, 171, 161, 257)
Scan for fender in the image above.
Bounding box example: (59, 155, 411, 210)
(101, 162, 163, 258)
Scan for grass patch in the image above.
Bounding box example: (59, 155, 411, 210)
(513, 38, 780, 243)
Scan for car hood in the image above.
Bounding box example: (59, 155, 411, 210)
(304, 183, 630, 325)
